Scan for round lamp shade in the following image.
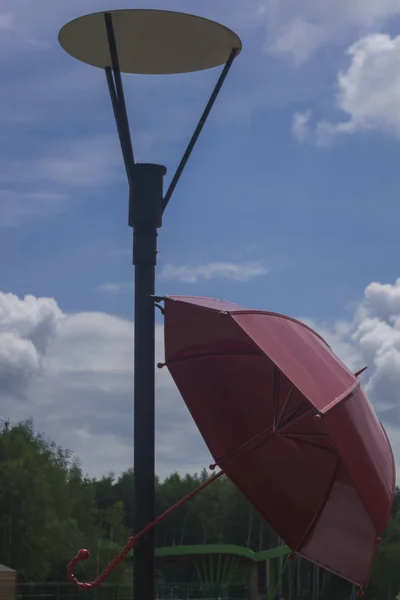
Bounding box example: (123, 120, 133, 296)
(58, 9, 242, 75)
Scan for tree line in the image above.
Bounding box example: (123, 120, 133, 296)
(0, 419, 399, 599)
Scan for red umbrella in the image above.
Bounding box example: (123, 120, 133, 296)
(163, 295, 396, 592)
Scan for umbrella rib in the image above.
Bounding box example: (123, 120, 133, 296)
(282, 432, 329, 437)
(293, 458, 341, 554)
(278, 405, 311, 431)
(280, 434, 335, 453)
(274, 385, 294, 431)
(210, 424, 274, 470)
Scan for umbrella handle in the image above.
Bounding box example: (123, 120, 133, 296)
(67, 469, 224, 588)
(68, 538, 138, 589)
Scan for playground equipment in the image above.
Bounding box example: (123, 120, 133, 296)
(151, 543, 291, 600)
(111, 542, 291, 593)
(71, 542, 290, 600)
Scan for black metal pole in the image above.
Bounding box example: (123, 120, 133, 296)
(101, 16, 238, 600)
(105, 67, 133, 184)
(103, 16, 165, 600)
(163, 47, 238, 212)
(131, 163, 166, 600)
(104, 13, 135, 168)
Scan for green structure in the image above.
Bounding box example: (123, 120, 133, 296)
(18, 543, 290, 600)
(154, 543, 291, 600)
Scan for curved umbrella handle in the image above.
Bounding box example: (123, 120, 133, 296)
(68, 537, 138, 589)
(68, 469, 224, 588)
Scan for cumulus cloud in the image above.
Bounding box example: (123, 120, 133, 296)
(316, 33, 400, 141)
(303, 317, 362, 373)
(291, 110, 312, 141)
(266, 17, 327, 65)
(258, 0, 400, 63)
(2, 280, 400, 481)
(352, 279, 400, 425)
(159, 261, 268, 283)
(0, 291, 208, 480)
(97, 282, 133, 294)
(307, 278, 400, 479)
(0, 292, 63, 396)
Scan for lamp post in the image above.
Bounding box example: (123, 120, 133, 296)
(58, 9, 241, 600)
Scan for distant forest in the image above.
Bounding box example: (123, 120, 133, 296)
(0, 420, 399, 599)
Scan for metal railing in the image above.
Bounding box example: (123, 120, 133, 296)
(17, 582, 248, 600)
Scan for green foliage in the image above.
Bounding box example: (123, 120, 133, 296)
(0, 419, 399, 600)
(0, 420, 128, 584)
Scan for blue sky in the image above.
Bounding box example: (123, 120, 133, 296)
(2, 0, 400, 480)
(0, 0, 397, 321)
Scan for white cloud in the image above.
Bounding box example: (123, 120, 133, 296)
(0, 291, 209, 480)
(0, 135, 123, 227)
(316, 33, 400, 141)
(10, 0, 399, 224)
(257, 0, 400, 63)
(266, 17, 326, 65)
(307, 278, 400, 480)
(0, 292, 63, 396)
(4, 0, 400, 69)
(302, 317, 362, 373)
(97, 282, 133, 294)
(1, 134, 123, 188)
(291, 110, 312, 141)
(0, 135, 124, 226)
(0, 190, 67, 227)
(159, 261, 268, 283)
(352, 280, 400, 419)
(363, 279, 400, 318)
(2, 280, 400, 481)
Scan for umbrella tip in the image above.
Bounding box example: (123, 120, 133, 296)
(78, 549, 90, 561)
(357, 589, 365, 599)
(354, 366, 367, 378)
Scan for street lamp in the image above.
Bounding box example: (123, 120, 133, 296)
(58, 9, 241, 600)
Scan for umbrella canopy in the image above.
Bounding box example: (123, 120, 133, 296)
(163, 296, 395, 590)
